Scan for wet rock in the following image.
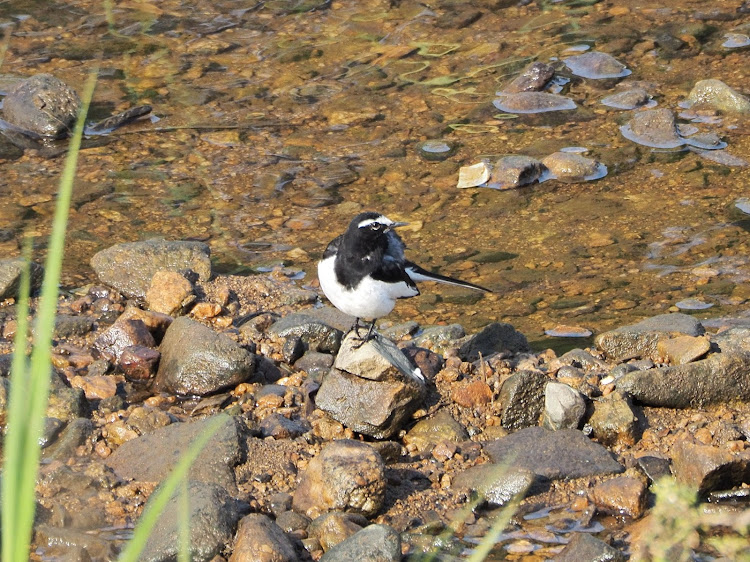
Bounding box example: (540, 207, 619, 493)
(637, 455, 672, 483)
(656, 335, 711, 364)
(487, 155, 546, 189)
(619, 108, 683, 149)
(616, 351, 750, 407)
(34, 525, 117, 561)
(686, 79, 750, 113)
(413, 323, 465, 350)
(403, 410, 469, 453)
(451, 379, 493, 408)
(276, 509, 310, 533)
(105, 415, 243, 494)
(281, 335, 304, 364)
(556, 532, 626, 562)
(42, 418, 94, 462)
(47, 370, 88, 421)
(671, 439, 750, 497)
(601, 87, 652, 110)
(316, 333, 425, 439)
(155, 316, 255, 395)
(309, 511, 367, 551)
(588, 392, 638, 446)
(94, 318, 156, 362)
(119, 345, 160, 382)
(493, 92, 576, 114)
(0, 257, 44, 299)
(542, 382, 586, 430)
(145, 270, 196, 316)
(47, 314, 96, 339)
(551, 348, 610, 372)
(541, 152, 606, 182)
(453, 465, 535, 506)
(484, 427, 624, 480)
(90, 239, 211, 299)
(292, 440, 385, 519)
(459, 322, 529, 362)
(69, 373, 118, 400)
(270, 313, 344, 354)
(118, 305, 174, 342)
(319, 524, 401, 562)
(259, 413, 310, 439)
(499, 370, 548, 430)
(139, 480, 246, 562)
(39, 417, 65, 448)
(592, 475, 647, 518)
(502, 61, 556, 93)
(294, 350, 333, 382)
(595, 313, 704, 362)
(229, 513, 298, 562)
(564, 51, 631, 79)
(2, 74, 81, 138)
(370, 441, 403, 464)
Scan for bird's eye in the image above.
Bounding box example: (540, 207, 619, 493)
(370, 223, 382, 231)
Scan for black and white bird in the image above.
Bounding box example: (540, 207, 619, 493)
(318, 211, 491, 342)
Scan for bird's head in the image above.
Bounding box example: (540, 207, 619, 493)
(349, 212, 407, 240)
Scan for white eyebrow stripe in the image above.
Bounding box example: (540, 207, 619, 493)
(358, 216, 392, 229)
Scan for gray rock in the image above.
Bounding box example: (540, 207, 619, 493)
(543, 382, 586, 430)
(292, 440, 385, 519)
(672, 439, 750, 498)
(403, 410, 469, 453)
(39, 417, 65, 448)
(499, 370, 549, 430)
(155, 317, 255, 396)
(319, 524, 401, 562)
(488, 155, 546, 189)
(620, 108, 683, 149)
(41, 418, 94, 462)
(616, 351, 750, 407)
(595, 313, 704, 361)
(105, 415, 243, 494)
(259, 413, 310, 439)
(459, 322, 529, 362)
(588, 392, 638, 446)
(47, 370, 88, 421)
(0, 257, 44, 300)
(139, 480, 246, 562)
(556, 532, 626, 562)
(553, 348, 610, 372)
(49, 314, 96, 338)
(270, 313, 344, 354)
(564, 51, 630, 79)
(453, 465, 535, 506)
(484, 427, 624, 480)
(90, 239, 211, 299)
(2, 74, 81, 138)
(502, 61, 555, 93)
(711, 327, 750, 354)
(542, 152, 605, 182)
(316, 333, 425, 439)
(686, 79, 750, 113)
(294, 350, 334, 382)
(601, 87, 651, 110)
(229, 513, 298, 562)
(412, 324, 465, 350)
(276, 510, 310, 533)
(493, 92, 576, 115)
(94, 318, 156, 362)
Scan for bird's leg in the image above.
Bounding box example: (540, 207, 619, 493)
(350, 319, 377, 348)
(352, 317, 363, 338)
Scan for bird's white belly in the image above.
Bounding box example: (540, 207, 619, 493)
(317, 257, 417, 320)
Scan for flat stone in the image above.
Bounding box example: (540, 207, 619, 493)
(451, 379, 493, 408)
(105, 415, 243, 494)
(657, 335, 711, 364)
(139, 480, 246, 562)
(319, 524, 401, 562)
(671, 439, 750, 497)
(270, 313, 344, 354)
(595, 313, 705, 361)
(592, 476, 647, 518)
(487, 155, 546, 189)
(453, 465, 535, 506)
(308, 511, 367, 552)
(459, 322, 529, 362)
(403, 409, 469, 453)
(484, 427, 624, 481)
(0, 257, 44, 299)
(502, 61, 555, 93)
(145, 270, 195, 316)
(556, 532, 626, 562)
(90, 239, 211, 299)
(616, 351, 750, 407)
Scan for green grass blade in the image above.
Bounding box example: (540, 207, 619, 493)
(118, 415, 227, 562)
(178, 478, 191, 562)
(0, 69, 98, 561)
(466, 498, 520, 562)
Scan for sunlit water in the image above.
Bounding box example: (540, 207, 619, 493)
(1, 1, 749, 348)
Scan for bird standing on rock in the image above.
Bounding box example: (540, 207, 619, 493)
(317, 211, 491, 343)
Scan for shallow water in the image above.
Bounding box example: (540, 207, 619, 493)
(1, 0, 749, 349)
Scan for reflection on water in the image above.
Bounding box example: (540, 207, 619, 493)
(0, 0, 749, 342)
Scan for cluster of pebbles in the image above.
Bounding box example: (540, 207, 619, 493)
(1, 239, 749, 560)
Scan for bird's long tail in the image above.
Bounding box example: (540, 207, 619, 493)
(405, 261, 492, 293)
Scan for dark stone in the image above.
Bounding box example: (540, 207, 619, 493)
(155, 317, 255, 396)
(499, 370, 549, 430)
(41, 418, 94, 461)
(637, 456, 672, 483)
(459, 322, 529, 362)
(484, 427, 624, 481)
(259, 413, 310, 439)
(139, 480, 246, 562)
(49, 314, 95, 338)
(319, 524, 401, 562)
(3, 74, 81, 138)
(229, 513, 297, 562)
(671, 439, 750, 498)
(94, 319, 155, 362)
(90, 239, 211, 299)
(588, 392, 638, 446)
(0, 257, 44, 299)
(119, 345, 160, 382)
(270, 313, 344, 354)
(616, 351, 750, 407)
(556, 532, 626, 562)
(105, 415, 244, 494)
(453, 465, 535, 506)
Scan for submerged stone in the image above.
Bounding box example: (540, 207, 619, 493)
(601, 88, 654, 110)
(493, 91, 576, 114)
(2, 74, 81, 138)
(685, 79, 750, 113)
(541, 152, 607, 182)
(502, 61, 556, 93)
(564, 51, 631, 79)
(487, 155, 546, 189)
(619, 108, 683, 149)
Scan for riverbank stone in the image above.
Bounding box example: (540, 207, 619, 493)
(453, 465, 535, 506)
(499, 370, 549, 430)
(671, 439, 750, 497)
(319, 524, 401, 562)
(616, 351, 750, 407)
(542, 382, 586, 430)
(458, 322, 529, 361)
(292, 440, 386, 519)
(154, 316, 255, 395)
(229, 513, 298, 562)
(90, 239, 211, 299)
(0, 257, 44, 299)
(484, 427, 624, 480)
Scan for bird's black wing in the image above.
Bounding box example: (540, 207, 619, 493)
(371, 256, 420, 296)
(322, 235, 341, 259)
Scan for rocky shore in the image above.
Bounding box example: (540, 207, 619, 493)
(1, 240, 749, 561)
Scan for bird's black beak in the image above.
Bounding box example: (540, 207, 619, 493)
(387, 221, 408, 232)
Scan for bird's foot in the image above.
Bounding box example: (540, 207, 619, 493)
(349, 319, 377, 348)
